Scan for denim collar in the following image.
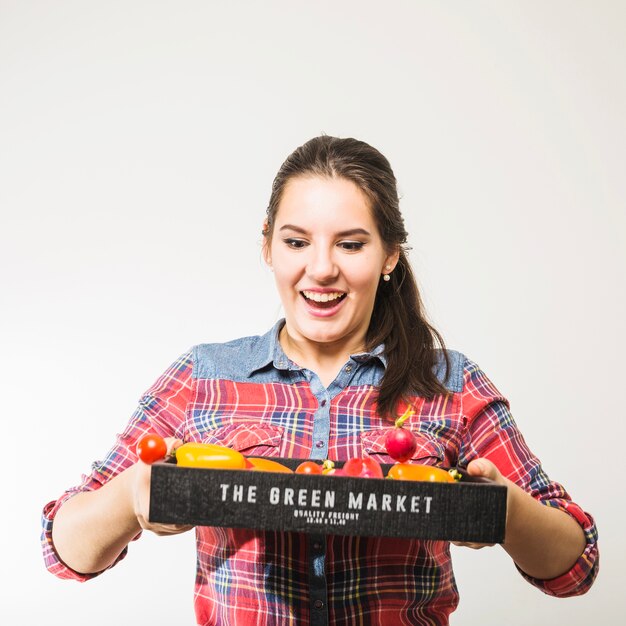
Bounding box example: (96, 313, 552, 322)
(247, 319, 387, 374)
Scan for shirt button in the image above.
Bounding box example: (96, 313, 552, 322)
(320, 399, 327, 407)
(313, 542, 322, 550)
(315, 440, 325, 449)
(313, 600, 324, 610)
(345, 365, 352, 372)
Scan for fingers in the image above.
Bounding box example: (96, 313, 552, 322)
(164, 437, 183, 456)
(136, 514, 194, 536)
(451, 540, 495, 550)
(466, 458, 507, 487)
(467, 458, 496, 479)
(152, 524, 194, 536)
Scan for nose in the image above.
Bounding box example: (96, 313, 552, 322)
(306, 245, 339, 283)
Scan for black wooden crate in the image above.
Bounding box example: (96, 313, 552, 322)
(150, 459, 507, 543)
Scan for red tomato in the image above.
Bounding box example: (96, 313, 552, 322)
(295, 461, 324, 475)
(342, 457, 384, 478)
(136, 433, 167, 464)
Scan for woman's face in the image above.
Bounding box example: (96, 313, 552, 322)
(266, 175, 398, 355)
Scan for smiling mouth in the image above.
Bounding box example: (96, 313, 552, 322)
(301, 290, 347, 308)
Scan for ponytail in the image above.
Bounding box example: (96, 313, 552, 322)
(367, 251, 450, 419)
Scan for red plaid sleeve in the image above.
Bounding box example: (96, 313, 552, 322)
(458, 358, 599, 597)
(41, 350, 194, 579)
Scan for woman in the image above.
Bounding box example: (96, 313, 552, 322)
(43, 136, 598, 625)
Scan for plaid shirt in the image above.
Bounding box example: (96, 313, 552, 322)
(42, 321, 598, 625)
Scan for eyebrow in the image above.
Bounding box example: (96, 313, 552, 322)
(278, 224, 371, 237)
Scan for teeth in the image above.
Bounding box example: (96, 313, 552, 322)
(302, 290, 344, 303)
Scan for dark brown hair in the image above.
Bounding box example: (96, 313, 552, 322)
(264, 135, 449, 419)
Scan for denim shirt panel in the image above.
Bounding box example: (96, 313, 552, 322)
(192, 320, 394, 386)
(192, 322, 280, 382)
(434, 348, 464, 393)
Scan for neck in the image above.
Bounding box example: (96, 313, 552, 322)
(279, 325, 364, 385)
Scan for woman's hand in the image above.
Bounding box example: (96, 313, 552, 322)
(132, 437, 194, 536)
(452, 457, 586, 580)
(450, 457, 506, 550)
(52, 437, 192, 574)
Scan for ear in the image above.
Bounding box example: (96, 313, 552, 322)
(262, 221, 272, 267)
(384, 247, 401, 273)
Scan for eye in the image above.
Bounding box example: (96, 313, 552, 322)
(283, 238, 308, 249)
(338, 241, 365, 252)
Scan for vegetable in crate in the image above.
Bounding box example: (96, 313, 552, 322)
(384, 407, 417, 462)
(387, 463, 456, 483)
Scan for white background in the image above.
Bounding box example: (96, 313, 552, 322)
(1, 1, 624, 624)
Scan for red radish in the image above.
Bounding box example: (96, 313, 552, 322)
(384, 408, 417, 462)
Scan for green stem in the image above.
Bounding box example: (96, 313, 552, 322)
(394, 407, 414, 428)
